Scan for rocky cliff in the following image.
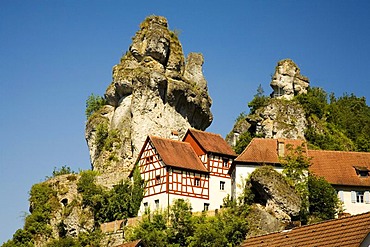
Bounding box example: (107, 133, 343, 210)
(85, 16, 213, 185)
(227, 59, 308, 148)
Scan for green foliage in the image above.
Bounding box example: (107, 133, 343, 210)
(233, 131, 253, 154)
(77, 167, 144, 224)
(296, 87, 328, 119)
(327, 93, 370, 152)
(308, 174, 341, 222)
(248, 84, 270, 114)
(1, 229, 34, 247)
(44, 230, 103, 247)
(296, 87, 370, 152)
(48, 165, 75, 178)
(85, 94, 106, 119)
(128, 195, 249, 247)
(94, 123, 121, 154)
(280, 144, 311, 223)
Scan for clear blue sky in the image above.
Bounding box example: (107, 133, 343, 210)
(1, 0, 370, 243)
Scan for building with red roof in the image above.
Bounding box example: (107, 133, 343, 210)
(136, 129, 236, 214)
(230, 138, 370, 215)
(242, 211, 370, 247)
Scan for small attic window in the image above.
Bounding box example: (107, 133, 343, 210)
(354, 166, 370, 177)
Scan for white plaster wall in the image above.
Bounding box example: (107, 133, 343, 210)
(139, 193, 169, 216)
(339, 189, 370, 215)
(139, 192, 215, 216)
(209, 176, 231, 209)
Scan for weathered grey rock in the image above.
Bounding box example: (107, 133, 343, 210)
(249, 99, 307, 139)
(270, 59, 309, 100)
(85, 16, 213, 183)
(249, 166, 301, 224)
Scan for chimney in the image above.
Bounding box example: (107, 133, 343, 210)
(278, 140, 285, 157)
(170, 130, 179, 140)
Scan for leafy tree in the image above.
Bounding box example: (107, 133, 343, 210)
(85, 94, 106, 119)
(49, 165, 75, 178)
(280, 144, 311, 223)
(127, 211, 168, 247)
(296, 87, 328, 119)
(233, 131, 253, 154)
(248, 84, 269, 114)
(308, 174, 341, 222)
(167, 199, 194, 246)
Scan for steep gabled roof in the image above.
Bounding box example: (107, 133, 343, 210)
(308, 150, 370, 187)
(185, 129, 237, 157)
(149, 136, 208, 173)
(242, 211, 370, 247)
(235, 138, 306, 164)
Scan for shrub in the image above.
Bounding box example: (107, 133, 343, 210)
(85, 94, 106, 119)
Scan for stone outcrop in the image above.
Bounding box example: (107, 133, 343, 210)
(85, 16, 213, 184)
(248, 99, 306, 139)
(270, 59, 309, 100)
(247, 166, 301, 236)
(226, 59, 308, 147)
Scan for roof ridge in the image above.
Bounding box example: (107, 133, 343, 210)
(149, 135, 186, 144)
(189, 128, 224, 138)
(308, 149, 370, 155)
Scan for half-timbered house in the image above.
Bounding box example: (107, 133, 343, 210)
(137, 135, 210, 214)
(183, 129, 237, 209)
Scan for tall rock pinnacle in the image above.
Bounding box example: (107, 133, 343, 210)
(85, 16, 213, 182)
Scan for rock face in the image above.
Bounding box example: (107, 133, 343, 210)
(270, 59, 309, 100)
(247, 166, 301, 236)
(248, 99, 306, 139)
(226, 59, 308, 147)
(85, 16, 213, 182)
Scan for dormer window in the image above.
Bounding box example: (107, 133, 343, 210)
(354, 166, 370, 177)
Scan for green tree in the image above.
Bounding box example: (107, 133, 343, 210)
(85, 94, 106, 119)
(308, 174, 341, 222)
(280, 144, 311, 223)
(167, 199, 194, 246)
(248, 84, 269, 114)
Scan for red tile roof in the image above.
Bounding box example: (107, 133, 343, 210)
(185, 129, 237, 157)
(308, 150, 370, 187)
(235, 138, 306, 164)
(114, 239, 143, 247)
(242, 211, 370, 247)
(149, 136, 208, 173)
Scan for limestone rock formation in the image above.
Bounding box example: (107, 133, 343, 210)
(226, 59, 308, 148)
(247, 166, 301, 236)
(248, 99, 306, 139)
(270, 59, 309, 100)
(85, 16, 213, 183)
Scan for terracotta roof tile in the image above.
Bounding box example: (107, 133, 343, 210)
(149, 136, 208, 173)
(114, 239, 143, 247)
(235, 138, 306, 164)
(186, 129, 237, 156)
(308, 150, 370, 187)
(242, 211, 370, 247)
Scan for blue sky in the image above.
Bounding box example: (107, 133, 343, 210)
(1, 0, 370, 243)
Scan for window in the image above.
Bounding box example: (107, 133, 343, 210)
(204, 203, 209, 211)
(155, 175, 160, 184)
(155, 199, 159, 209)
(220, 181, 225, 191)
(146, 156, 154, 163)
(357, 191, 364, 203)
(354, 166, 369, 177)
(144, 202, 148, 210)
(223, 159, 228, 167)
(194, 178, 200, 186)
